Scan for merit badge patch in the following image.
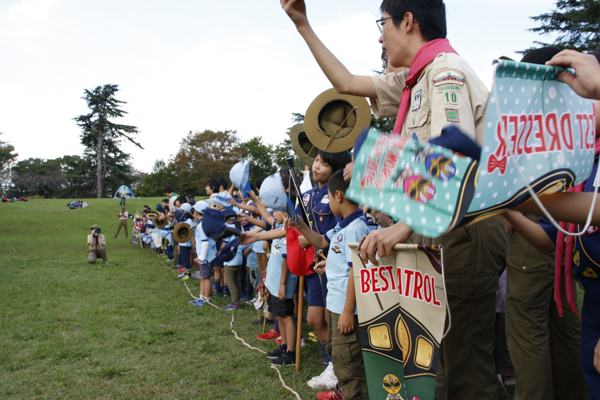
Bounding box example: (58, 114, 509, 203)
(587, 226, 600, 236)
(321, 195, 329, 204)
(412, 90, 422, 111)
(433, 69, 465, 87)
(445, 109, 459, 123)
(582, 268, 599, 278)
(337, 233, 344, 242)
(303, 193, 310, 206)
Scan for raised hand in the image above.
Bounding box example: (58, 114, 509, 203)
(281, 0, 308, 28)
(359, 222, 413, 266)
(546, 50, 600, 100)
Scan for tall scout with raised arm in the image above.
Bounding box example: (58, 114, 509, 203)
(282, 0, 507, 398)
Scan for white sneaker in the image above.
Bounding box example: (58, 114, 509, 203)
(191, 271, 201, 279)
(301, 337, 307, 347)
(307, 362, 337, 389)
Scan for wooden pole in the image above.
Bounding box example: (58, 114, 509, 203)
(295, 275, 305, 371)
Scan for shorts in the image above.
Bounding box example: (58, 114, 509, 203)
(247, 251, 258, 269)
(257, 253, 268, 272)
(199, 263, 212, 279)
(268, 293, 294, 318)
(305, 273, 325, 307)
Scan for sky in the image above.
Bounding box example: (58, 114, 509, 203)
(0, 0, 559, 173)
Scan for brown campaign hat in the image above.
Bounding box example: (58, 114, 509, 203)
(172, 223, 193, 243)
(150, 215, 169, 229)
(290, 123, 318, 165)
(304, 88, 371, 153)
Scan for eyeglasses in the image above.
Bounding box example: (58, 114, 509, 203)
(376, 15, 417, 33)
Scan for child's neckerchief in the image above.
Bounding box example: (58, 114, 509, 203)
(554, 137, 600, 318)
(392, 38, 459, 134)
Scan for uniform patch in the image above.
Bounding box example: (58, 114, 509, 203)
(587, 226, 600, 236)
(436, 84, 462, 93)
(303, 193, 310, 206)
(332, 245, 342, 254)
(433, 69, 465, 87)
(582, 268, 598, 278)
(320, 195, 329, 204)
(337, 233, 344, 242)
(445, 109, 459, 123)
(574, 251, 580, 266)
(412, 89, 422, 111)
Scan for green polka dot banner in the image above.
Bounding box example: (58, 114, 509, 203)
(464, 59, 596, 224)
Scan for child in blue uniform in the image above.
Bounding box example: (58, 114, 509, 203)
(293, 170, 369, 399)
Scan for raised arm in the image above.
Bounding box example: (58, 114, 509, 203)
(293, 219, 329, 249)
(281, 0, 376, 98)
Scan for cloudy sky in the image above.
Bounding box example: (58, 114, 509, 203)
(1, 0, 558, 173)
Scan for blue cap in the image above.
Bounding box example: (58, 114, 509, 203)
(230, 161, 252, 199)
(156, 203, 165, 213)
(428, 125, 481, 161)
(201, 208, 242, 240)
(209, 192, 233, 208)
(259, 172, 298, 223)
(181, 203, 193, 213)
(193, 200, 209, 215)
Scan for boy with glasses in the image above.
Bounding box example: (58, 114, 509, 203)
(282, 0, 508, 398)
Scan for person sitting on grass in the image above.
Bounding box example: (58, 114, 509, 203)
(87, 224, 109, 265)
(291, 170, 369, 400)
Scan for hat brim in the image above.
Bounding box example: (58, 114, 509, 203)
(172, 223, 194, 243)
(290, 123, 317, 165)
(304, 88, 371, 153)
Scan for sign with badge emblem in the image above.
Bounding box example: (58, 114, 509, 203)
(350, 243, 447, 400)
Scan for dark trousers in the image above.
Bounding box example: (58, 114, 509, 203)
(114, 220, 128, 238)
(119, 197, 126, 206)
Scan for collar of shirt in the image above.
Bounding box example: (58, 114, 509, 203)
(338, 210, 364, 230)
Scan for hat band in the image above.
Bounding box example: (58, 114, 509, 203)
(320, 106, 358, 151)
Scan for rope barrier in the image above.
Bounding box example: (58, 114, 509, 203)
(183, 281, 303, 399)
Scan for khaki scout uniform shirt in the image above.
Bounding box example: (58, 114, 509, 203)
(372, 52, 509, 399)
(371, 52, 489, 145)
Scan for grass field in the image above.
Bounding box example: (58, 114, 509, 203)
(0, 198, 326, 399)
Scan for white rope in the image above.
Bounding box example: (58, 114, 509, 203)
(182, 283, 303, 399)
(491, 60, 600, 236)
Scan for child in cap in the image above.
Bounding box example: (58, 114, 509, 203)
(292, 170, 369, 399)
(191, 201, 213, 306)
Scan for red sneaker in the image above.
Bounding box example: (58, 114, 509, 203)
(177, 266, 185, 273)
(256, 327, 280, 341)
(275, 336, 282, 344)
(315, 388, 343, 400)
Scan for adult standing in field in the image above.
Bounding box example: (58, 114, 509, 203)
(119, 186, 127, 206)
(281, 0, 508, 398)
(87, 224, 109, 264)
(114, 206, 129, 239)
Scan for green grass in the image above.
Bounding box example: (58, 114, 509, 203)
(0, 198, 325, 399)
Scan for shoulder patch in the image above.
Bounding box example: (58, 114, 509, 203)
(433, 69, 465, 87)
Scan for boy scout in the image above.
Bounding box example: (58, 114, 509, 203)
(282, 0, 508, 398)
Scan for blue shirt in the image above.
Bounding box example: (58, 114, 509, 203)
(325, 210, 369, 315)
(265, 226, 298, 299)
(297, 184, 341, 235)
(193, 220, 209, 261)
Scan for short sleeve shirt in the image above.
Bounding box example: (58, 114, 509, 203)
(297, 184, 341, 235)
(325, 210, 370, 314)
(371, 52, 489, 146)
(265, 226, 298, 299)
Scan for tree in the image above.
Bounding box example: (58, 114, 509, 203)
(239, 137, 277, 184)
(10, 158, 65, 198)
(135, 159, 178, 197)
(74, 84, 142, 198)
(172, 130, 244, 196)
(0, 133, 18, 196)
(526, 0, 600, 52)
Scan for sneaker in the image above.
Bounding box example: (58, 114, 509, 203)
(104, 262, 109, 265)
(308, 362, 338, 390)
(265, 345, 286, 359)
(177, 266, 185, 273)
(248, 297, 258, 304)
(269, 352, 295, 367)
(275, 336, 282, 345)
(240, 294, 252, 301)
(222, 302, 242, 311)
(315, 388, 343, 400)
(189, 299, 205, 306)
(221, 291, 230, 297)
(191, 271, 202, 279)
(256, 328, 280, 341)
(178, 272, 190, 280)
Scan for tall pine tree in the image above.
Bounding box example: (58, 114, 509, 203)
(74, 84, 142, 198)
(527, 0, 600, 52)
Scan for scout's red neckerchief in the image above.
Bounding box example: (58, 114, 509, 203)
(392, 38, 458, 134)
(554, 138, 600, 318)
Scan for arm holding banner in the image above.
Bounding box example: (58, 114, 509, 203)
(547, 50, 600, 100)
(503, 210, 556, 254)
(360, 222, 413, 266)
